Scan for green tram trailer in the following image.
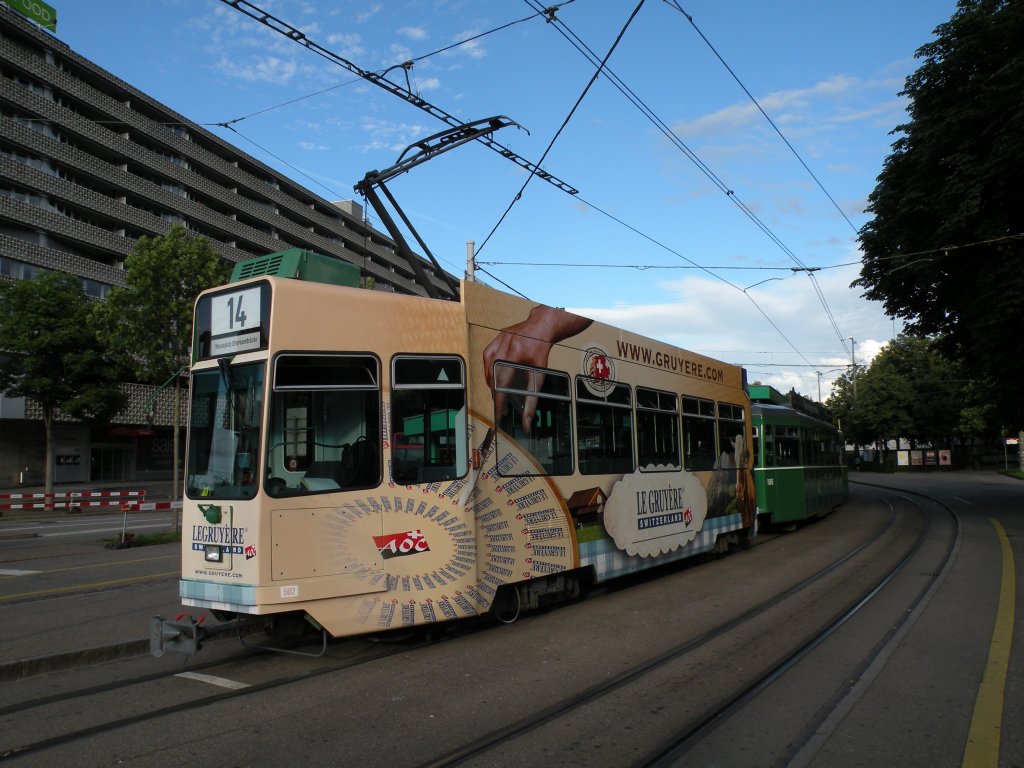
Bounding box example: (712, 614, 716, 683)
(748, 385, 848, 525)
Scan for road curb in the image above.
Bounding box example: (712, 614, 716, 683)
(0, 639, 150, 682)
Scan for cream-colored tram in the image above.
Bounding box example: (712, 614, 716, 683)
(152, 250, 756, 655)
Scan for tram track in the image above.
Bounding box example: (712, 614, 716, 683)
(0, 486, 949, 767)
(0, 633, 433, 763)
(417, 489, 920, 768)
(638, 488, 960, 767)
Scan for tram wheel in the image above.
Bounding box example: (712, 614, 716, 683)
(490, 585, 523, 624)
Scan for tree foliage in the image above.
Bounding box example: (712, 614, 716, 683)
(826, 334, 989, 450)
(0, 271, 125, 493)
(855, 0, 1024, 426)
(95, 225, 228, 383)
(93, 226, 228, 505)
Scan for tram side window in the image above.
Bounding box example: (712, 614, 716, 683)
(803, 428, 826, 466)
(391, 356, 467, 484)
(494, 362, 573, 476)
(682, 396, 717, 471)
(717, 402, 747, 467)
(773, 425, 801, 467)
(265, 355, 380, 496)
(636, 387, 680, 471)
(576, 378, 634, 476)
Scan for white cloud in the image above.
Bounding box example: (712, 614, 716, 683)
(399, 26, 428, 41)
(359, 117, 428, 153)
(326, 32, 365, 60)
(441, 30, 486, 60)
(388, 43, 414, 65)
(673, 75, 870, 140)
(356, 2, 383, 24)
(214, 55, 298, 85)
(414, 77, 441, 92)
(565, 260, 893, 403)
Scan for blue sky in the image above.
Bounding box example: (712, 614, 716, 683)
(52, 0, 957, 400)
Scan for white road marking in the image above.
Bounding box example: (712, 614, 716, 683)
(175, 671, 250, 690)
(0, 569, 41, 576)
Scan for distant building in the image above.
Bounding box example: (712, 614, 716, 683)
(0, 6, 455, 485)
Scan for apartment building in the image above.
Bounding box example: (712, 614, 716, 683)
(0, 6, 455, 485)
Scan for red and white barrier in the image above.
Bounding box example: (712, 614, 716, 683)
(137, 501, 183, 511)
(0, 491, 148, 511)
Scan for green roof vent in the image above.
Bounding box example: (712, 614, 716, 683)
(230, 249, 360, 288)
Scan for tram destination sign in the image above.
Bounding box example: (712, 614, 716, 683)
(194, 282, 271, 360)
(210, 286, 262, 354)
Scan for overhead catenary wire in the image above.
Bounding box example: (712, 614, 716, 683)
(217, 0, 580, 196)
(479, 262, 807, 270)
(218, 0, 815, 369)
(663, 0, 860, 236)
(482, 232, 1024, 273)
(214, 0, 889, 370)
(381, 3, 574, 77)
(474, 0, 648, 258)
(208, 0, 812, 364)
(209, 6, 570, 130)
(522, 0, 851, 358)
(214, 124, 469, 271)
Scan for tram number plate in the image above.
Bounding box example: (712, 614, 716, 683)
(211, 287, 261, 336)
(766, 478, 774, 486)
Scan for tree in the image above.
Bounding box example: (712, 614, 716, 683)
(826, 334, 988, 460)
(95, 226, 229, 501)
(855, 0, 1024, 426)
(0, 272, 125, 501)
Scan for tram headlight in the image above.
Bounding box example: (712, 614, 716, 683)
(204, 545, 223, 563)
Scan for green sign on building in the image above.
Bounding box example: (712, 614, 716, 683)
(2, 0, 57, 32)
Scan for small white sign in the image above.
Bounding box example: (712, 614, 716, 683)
(211, 331, 261, 356)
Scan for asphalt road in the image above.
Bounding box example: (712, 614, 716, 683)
(0, 471, 1020, 767)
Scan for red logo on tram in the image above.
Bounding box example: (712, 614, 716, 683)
(374, 529, 431, 559)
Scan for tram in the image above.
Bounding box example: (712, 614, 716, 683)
(153, 249, 758, 653)
(748, 384, 848, 526)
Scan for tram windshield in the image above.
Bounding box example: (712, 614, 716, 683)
(186, 362, 265, 500)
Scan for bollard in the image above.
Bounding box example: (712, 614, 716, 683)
(120, 501, 129, 544)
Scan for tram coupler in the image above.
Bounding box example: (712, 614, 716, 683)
(150, 614, 204, 657)
(151, 613, 273, 657)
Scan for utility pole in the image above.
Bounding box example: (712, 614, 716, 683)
(848, 337, 857, 400)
